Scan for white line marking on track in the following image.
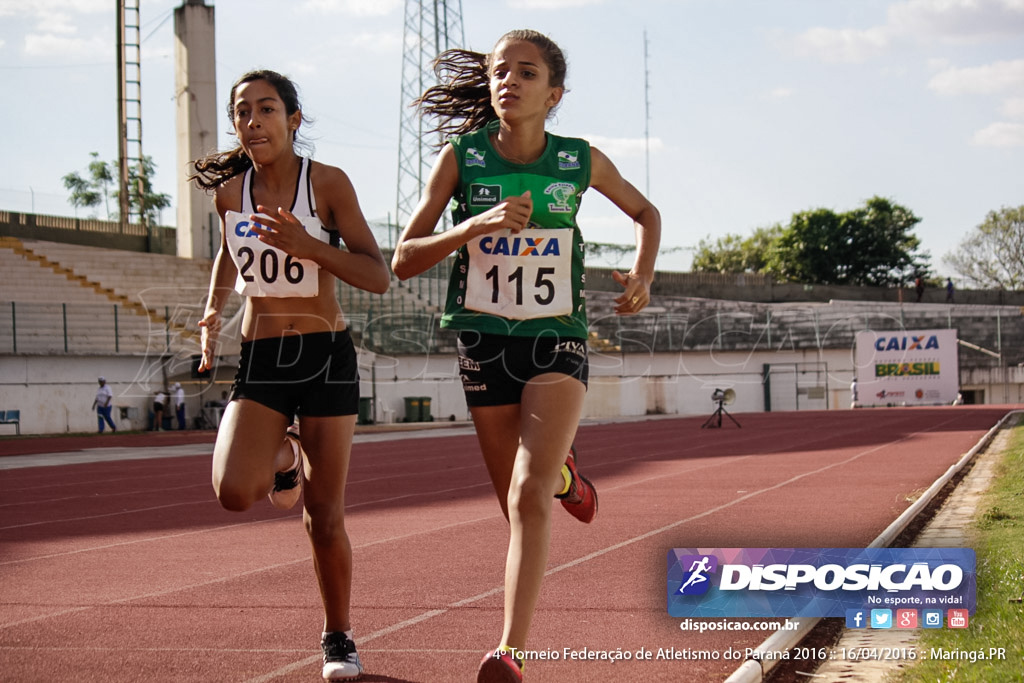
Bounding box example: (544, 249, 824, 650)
(246, 430, 923, 681)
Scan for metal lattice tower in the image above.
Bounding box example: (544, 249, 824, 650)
(117, 0, 144, 228)
(395, 0, 465, 232)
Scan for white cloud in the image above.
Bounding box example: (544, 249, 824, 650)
(581, 134, 663, 158)
(4, 1, 110, 59)
(35, 11, 77, 35)
(0, 0, 107, 16)
(1000, 96, 1024, 117)
(887, 0, 1024, 41)
(790, 0, 1024, 63)
(972, 121, 1024, 146)
(928, 59, 1024, 95)
(24, 32, 106, 59)
(768, 87, 795, 99)
(506, 0, 605, 8)
(792, 26, 891, 64)
(300, 0, 401, 15)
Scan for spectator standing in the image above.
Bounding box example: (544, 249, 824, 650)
(172, 383, 186, 430)
(915, 275, 925, 303)
(153, 390, 168, 431)
(92, 377, 116, 433)
(946, 278, 955, 303)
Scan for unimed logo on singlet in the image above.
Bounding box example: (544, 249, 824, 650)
(470, 184, 501, 207)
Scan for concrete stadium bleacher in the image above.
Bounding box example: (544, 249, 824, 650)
(4, 236, 1021, 365)
(0, 237, 217, 356)
(21, 239, 215, 312)
(0, 237, 458, 356)
(584, 291, 1024, 368)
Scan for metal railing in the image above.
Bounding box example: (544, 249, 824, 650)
(0, 300, 199, 356)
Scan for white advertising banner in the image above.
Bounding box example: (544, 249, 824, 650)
(854, 329, 959, 407)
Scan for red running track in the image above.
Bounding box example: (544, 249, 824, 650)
(0, 406, 1011, 682)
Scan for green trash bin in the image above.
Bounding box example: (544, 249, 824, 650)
(403, 396, 421, 422)
(357, 396, 373, 425)
(419, 396, 433, 422)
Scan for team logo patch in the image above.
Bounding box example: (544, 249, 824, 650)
(470, 184, 501, 207)
(466, 147, 486, 167)
(545, 182, 577, 214)
(557, 150, 580, 170)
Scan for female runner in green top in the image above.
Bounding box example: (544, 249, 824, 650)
(392, 29, 660, 682)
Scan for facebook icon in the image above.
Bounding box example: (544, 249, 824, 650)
(845, 609, 867, 628)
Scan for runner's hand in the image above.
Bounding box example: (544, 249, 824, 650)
(472, 190, 532, 235)
(198, 311, 221, 372)
(612, 270, 651, 315)
(250, 205, 318, 260)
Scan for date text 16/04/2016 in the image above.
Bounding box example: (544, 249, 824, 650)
(746, 647, 1007, 662)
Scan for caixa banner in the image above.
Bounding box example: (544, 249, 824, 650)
(667, 548, 975, 618)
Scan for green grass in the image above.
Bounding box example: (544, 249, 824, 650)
(894, 422, 1024, 682)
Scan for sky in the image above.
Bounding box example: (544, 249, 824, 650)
(0, 0, 1022, 276)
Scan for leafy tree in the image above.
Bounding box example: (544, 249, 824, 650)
(126, 156, 172, 226)
(846, 196, 928, 286)
(62, 152, 114, 218)
(692, 225, 781, 273)
(944, 205, 1024, 290)
(691, 196, 929, 286)
(62, 153, 171, 225)
(765, 196, 929, 286)
(765, 208, 846, 284)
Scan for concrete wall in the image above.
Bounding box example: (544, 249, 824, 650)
(584, 269, 1024, 307)
(3, 345, 1018, 435)
(0, 211, 176, 255)
(1, 353, 181, 434)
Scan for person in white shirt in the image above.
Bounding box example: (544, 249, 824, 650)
(92, 377, 116, 433)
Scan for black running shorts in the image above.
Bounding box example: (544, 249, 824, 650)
(229, 330, 359, 418)
(456, 331, 588, 407)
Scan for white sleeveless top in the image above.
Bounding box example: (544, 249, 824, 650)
(224, 157, 338, 298)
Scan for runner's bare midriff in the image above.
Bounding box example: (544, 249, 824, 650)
(242, 269, 346, 339)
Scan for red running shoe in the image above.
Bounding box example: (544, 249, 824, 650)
(556, 444, 598, 524)
(477, 648, 524, 683)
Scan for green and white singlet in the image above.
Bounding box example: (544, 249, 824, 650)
(441, 119, 591, 338)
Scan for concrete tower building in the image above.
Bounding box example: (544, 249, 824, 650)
(173, 0, 217, 259)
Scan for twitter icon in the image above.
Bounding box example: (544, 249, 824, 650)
(871, 609, 893, 629)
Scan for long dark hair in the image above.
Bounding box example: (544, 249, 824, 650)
(188, 69, 310, 190)
(415, 29, 568, 143)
